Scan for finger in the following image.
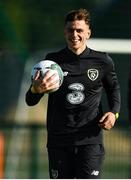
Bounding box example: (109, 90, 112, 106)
(99, 114, 108, 123)
(45, 70, 58, 80)
(34, 71, 40, 80)
(41, 71, 59, 84)
(44, 80, 60, 91)
(99, 123, 110, 130)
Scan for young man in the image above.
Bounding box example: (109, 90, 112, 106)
(26, 9, 121, 179)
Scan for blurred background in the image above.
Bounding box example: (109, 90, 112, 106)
(0, 0, 131, 178)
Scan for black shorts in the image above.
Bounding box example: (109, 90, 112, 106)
(47, 144, 105, 179)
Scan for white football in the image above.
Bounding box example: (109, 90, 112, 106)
(31, 60, 64, 93)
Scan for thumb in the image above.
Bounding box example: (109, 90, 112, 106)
(34, 71, 40, 80)
(99, 113, 108, 123)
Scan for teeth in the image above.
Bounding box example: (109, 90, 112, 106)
(72, 40, 79, 43)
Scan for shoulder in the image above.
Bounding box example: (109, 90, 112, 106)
(45, 48, 67, 64)
(89, 48, 114, 65)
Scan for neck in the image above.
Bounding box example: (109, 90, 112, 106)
(68, 45, 87, 55)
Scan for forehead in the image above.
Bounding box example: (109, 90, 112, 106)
(65, 20, 89, 29)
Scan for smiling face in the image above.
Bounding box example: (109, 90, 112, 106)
(64, 20, 91, 55)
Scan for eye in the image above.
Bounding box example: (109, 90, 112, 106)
(76, 29, 83, 33)
(66, 28, 83, 33)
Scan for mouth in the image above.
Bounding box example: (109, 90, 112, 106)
(70, 39, 80, 45)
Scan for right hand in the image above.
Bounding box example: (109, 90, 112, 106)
(31, 70, 60, 94)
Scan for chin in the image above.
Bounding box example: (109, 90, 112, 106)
(70, 44, 79, 50)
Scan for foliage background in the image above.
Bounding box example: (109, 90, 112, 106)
(0, 0, 131, 178)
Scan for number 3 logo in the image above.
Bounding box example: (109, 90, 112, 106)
(66, 83, 85, 104)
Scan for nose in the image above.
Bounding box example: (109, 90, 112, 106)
(72, 30, 77, 37)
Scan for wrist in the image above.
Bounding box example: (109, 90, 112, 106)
(110, 111, 119, 120)
(115, 112, 119, 120)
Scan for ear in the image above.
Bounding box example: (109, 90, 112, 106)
(86, 29, 91, 39)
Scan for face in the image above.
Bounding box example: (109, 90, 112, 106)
(64, 20, 91, 54)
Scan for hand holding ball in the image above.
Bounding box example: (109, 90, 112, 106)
(31, 60, 64, 93)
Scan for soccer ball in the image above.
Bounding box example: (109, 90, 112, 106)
(31, 60, 64, 93)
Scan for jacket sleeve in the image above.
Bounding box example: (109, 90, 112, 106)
(102, 54, 121, 115)
(25, 85, 44, 106)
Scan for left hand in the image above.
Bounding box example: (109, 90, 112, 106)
(98, 112, 116, 130)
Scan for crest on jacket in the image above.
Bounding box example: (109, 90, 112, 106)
(87, 69, 99, 81)
(51, 169, 58, 179)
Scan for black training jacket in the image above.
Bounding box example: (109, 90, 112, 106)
(26, 47, 121, 147)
